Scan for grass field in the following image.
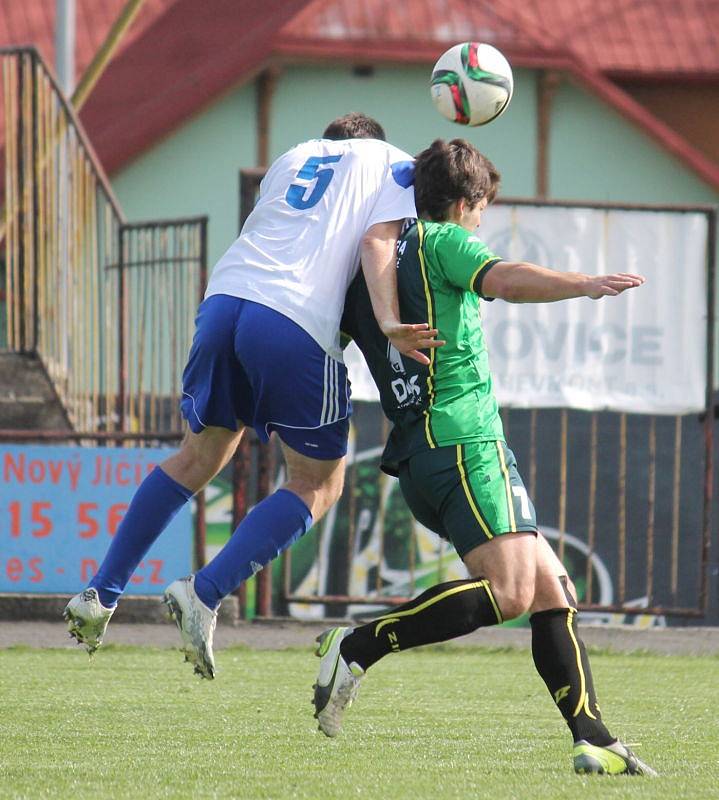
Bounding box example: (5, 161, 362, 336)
(0, 644, 717, 799)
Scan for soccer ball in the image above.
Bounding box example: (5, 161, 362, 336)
(430, 42, 513, 126)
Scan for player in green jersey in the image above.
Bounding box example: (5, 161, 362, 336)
(312, 139, 656, 777)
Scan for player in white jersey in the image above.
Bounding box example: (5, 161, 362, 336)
(207, 136, 419, 361)
(64, 113, 442, 679)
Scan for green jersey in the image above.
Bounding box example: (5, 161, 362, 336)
(342, 219, 505, 475)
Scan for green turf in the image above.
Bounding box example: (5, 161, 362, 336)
(0, 645, 717, 799)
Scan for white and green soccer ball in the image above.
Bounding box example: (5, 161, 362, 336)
(430, 42, 514, 126)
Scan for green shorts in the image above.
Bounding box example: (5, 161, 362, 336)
(398, 440, 538, 558)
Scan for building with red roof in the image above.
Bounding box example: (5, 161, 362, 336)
(3, 1, 717, 173)
(1, 0, 717, 263)
(0, 0, 172, 80)
(2, 3, 717, 626)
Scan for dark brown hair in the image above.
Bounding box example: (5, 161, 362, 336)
(413, 139, 500, 221)
(323, 112, 386, 141)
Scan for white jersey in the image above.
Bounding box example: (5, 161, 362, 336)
(205, 138, 416, 360)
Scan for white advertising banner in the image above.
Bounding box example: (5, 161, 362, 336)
(347, 205, 709, 415)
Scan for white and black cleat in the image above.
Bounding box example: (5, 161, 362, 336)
(63, 588, 115, 656)
(163, 575, 218, 680)
(312, 627, 364, 737)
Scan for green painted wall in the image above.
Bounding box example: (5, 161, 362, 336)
(269, 64, 537, 199)
(112, 83, 257, 267)
(111, 63, 718, 271)
(549, 79, 717, 205)
(113, 64, 538, 266)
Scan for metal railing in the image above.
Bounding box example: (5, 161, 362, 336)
(116, 218, 207, 433)
(1, 48, 206, 435)
(274, 406, 713, 620)
(2, 48, 123, 430)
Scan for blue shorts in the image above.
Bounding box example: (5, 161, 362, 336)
(180, 295, 351, 459)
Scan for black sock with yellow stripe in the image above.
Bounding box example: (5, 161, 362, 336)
(530, 608, 614, 746)
(339, 578, 503, 671)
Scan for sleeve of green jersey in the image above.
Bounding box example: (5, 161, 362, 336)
(434, 224, 502, 297)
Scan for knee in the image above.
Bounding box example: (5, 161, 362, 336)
(296, 469, 343, 499)
(562, 575, 578, 606)
(491, 581, 535, 621)
(287, 470, 344, 519)
(529, 572, 575, 613)
(314, 470, 345, 516)
(325, 469, 345, 504)
(178, 443, 223, 477)
(162, 445, 220, 493)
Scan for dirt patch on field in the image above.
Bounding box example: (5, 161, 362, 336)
(2, 618, 718, 655)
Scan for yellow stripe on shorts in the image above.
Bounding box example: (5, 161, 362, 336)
(456, 445, 493, 540)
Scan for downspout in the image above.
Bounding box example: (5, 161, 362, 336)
(253, 64, 281, 618)
(536, 70, 561, 198)
(255, 66, 282, 167)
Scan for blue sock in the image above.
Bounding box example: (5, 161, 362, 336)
(89, 466, 193, 607)
(194, 488, 313, 609)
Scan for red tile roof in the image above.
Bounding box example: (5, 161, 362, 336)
(280, 0, 719, 78)
(279, 0, 560, 60)
(1, 0, 717, 188)
(0, 0, 173, 80)
(78, 0, 312, 174)
(543, 0, 719, 77)
(275, 0, 719, 189)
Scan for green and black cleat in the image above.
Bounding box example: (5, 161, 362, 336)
(573, 740, 657, 776)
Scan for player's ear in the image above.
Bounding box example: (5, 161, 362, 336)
(448, 198, 464, 223)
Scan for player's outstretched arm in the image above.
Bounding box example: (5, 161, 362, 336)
(360, 220, 444, 365)
(481, 261, 645, 303)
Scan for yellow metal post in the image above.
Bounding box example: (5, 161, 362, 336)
(71, 0, 146, 111)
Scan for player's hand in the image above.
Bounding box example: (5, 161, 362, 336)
(381, 322, 445, 366)
(586, 273, 645, 299)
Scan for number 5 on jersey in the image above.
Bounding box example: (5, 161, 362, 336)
(286, 155, 343, 210)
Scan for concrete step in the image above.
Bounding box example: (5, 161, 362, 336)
(0, 593, 239, 625)
(0, 353, 71, 430)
